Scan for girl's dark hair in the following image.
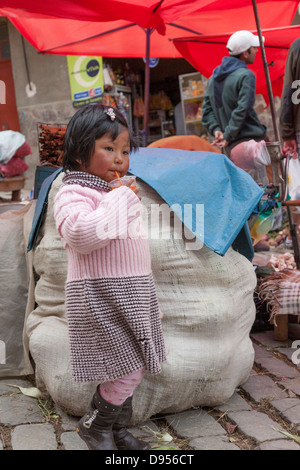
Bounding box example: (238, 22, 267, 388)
(62, 103, 140, 172)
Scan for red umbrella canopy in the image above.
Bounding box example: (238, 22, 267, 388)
(0, 0, 298, 57)
(173, 25, 300, 104)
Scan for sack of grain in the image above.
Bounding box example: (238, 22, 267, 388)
(0, 203, 34, 376)
(24, 173, 256, 421)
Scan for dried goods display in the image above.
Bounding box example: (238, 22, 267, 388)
(38, 123, 66, 167)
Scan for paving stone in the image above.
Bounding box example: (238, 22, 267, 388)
(189, 435, 240, 450)
(55, 406, 79, 431)
(227, 410, 288, 443)
(278, 347, 298, 363)
(61, 431, 88, 450)
(0, 378, 33, 396)
(129, 420, 170, 448)
(241, 372, 288, 402)
(128, 419, 159, 439)
(217, 392, 252, 412)
(253, 343, 274, 359)
(270, 398, 300, 425)
(11, 424, 57, 450)
(257, 439, 300, 450)
(278, 377, 300, 396)
(255, 351, 300, 379)
(0, 395, 44, 425)
(165, 409, 226, 439)
(251, 331, 290, 349)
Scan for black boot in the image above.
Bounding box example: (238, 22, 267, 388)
(113, 396, 151, 450)
(76, 388, 122, 450)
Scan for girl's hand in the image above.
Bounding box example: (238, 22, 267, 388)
(125, 177, 141, 199)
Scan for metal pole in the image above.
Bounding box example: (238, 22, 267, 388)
(143, 28, 151, 146)
(251, 0, 280, 142)
(21, 35, 32, 91)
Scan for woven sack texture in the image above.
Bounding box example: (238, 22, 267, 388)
(24, 174, 256, 421)
(0, 203, 34, 376)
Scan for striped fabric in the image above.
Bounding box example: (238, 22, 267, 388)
(54, 171, 166, 383)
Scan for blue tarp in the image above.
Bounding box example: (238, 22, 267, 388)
(28, 148, 263, 260)
(128, 147, 263, 259)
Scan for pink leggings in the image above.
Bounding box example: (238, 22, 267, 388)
(99, 368, 144, 406)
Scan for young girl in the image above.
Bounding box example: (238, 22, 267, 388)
(54, 104, 166, 450)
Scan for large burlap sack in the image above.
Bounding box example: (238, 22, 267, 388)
(0, 203, 34, 376)
(24, 173, 256, 421)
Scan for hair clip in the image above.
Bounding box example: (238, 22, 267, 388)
(105, 107, 116, 121)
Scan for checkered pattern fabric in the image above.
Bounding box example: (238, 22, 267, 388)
(258, 269, 300, 324)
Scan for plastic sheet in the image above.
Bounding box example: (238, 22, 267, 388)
(129, 147, 263, 258)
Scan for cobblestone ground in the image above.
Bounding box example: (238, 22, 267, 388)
(0, 330, 299, 451)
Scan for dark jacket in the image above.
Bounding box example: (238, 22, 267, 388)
(280, 38, 300, 141)
(202, 56, 266, 150)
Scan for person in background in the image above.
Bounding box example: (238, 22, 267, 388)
(54, 103, 166, 450)
(280, 38, 300, 230)
(202, 30, 271, 181)
(280, 38, 300, 156)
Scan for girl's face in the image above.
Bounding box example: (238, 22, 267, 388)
(80, 128, 131, 182)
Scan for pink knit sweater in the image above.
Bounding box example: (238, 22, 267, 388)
(53, 171, 166, 383)
(54, 178, 151, 282)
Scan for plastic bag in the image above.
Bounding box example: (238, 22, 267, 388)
(0, 130, 25, 164)
(288, 157, 300, 213)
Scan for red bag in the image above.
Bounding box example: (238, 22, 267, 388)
(0, 156, 29, 178)
(14, 141, 32, 158)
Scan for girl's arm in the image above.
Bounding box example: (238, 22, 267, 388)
(54, 185, 141, 254)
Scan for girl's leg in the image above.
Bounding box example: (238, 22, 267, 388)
(100, 368, 150, 450)
(99, 368, 144, 405)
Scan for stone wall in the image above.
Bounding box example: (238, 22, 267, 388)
(7, 22, 74, 192)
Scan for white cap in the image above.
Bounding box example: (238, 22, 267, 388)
(226, 30, 264, 56)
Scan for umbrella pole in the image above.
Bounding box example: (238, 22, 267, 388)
(251, 0, 280, 142)
(142, 28, 151, 146)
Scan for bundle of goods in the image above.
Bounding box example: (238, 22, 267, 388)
(133, 97, 144, 117)
(24, 174, 256, 422)
(182, 80, 204, 99)
(258, 269, 300, 325)
(149, 91, 173, 111)
(101, 94, 117, 108)
(0, 130, 31, 178)
(267, 252, 296, 271)
(38, 123, 66, 167)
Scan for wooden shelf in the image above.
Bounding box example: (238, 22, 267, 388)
(0, 176, 26, 201)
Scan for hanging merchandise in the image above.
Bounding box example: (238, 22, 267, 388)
(149, 91, 173, 111)
(103, 64, 114, 92)
(248, 190, 281, 245)
(102, 94, 117, 108)
(287, 157, 300, 215)
(133, 97, 144, 117)
(117, 92, 130, 121)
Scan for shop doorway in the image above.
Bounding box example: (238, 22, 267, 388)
(0, 20, 20, 131)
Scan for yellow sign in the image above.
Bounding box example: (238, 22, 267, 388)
(67, 56, 103, 108)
